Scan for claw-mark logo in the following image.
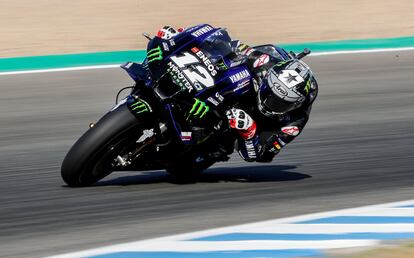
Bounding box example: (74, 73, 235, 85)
(130, 99, 152, 114)
(147, 46, 163, 63)
(188, 98, 209, 119)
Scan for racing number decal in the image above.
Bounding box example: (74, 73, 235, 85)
(170, 52, 215, 90)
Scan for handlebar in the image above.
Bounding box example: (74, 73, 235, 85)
(290, 48, 311, 60)
(297, 48, 311, 59)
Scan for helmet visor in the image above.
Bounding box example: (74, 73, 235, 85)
(259, 86, 298, 114)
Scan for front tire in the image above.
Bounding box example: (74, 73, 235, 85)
(61, 104, 140, 187)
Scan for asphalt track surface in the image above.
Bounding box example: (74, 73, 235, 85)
(1, 51, 414, 258)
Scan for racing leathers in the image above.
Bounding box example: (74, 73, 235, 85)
(201, 41, 318, 162)
(155, 25, 318, 163)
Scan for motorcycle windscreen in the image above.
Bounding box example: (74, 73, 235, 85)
(198, 29, 233, 59)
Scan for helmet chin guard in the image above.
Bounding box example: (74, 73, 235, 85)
(256, 60, 314, 116)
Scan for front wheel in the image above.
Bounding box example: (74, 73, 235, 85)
(61, 104, 142, 187)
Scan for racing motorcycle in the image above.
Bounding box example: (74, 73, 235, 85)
(61, 24, 311, 187)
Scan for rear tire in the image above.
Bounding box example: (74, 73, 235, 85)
(61, 104, 141, 187)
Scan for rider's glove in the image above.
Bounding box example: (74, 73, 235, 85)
(226, 108, 257, 140)
(187, 98, 210, 120)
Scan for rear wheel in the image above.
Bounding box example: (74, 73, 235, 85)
(61, 104, 142, 187)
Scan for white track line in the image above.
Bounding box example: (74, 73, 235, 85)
(0, 64, 119, 76)
(310, 46, 414, 56)
(47, 240, 379, 258)
(46, 199, 414, 258)
(348, 207, 414, 217)
(1, 47, 414, 76)
(246, 224, 414, 234)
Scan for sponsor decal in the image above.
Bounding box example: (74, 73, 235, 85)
(215, 92, 224, 102)
(278, 137, 286, 146)
(207, 97, 220, 106)
(281, 126, 300, 136)
(181, 131, 192, 141)
(243, 47, 255, 56)
(269, 147, 278, 153)
(253, 54, 270, 68)
(233, 79, 250, 92)
(230, 59, 244, 68)
(212, 30, 223, 36)
(245, 140, 257, 158)
(130, 99, 152, 114)
(216, 59, 228, 70)
(191, 25, 214, 37)
(275, 60, 289, 67)
(190, 47, 217, 76)
(273, 141, 281, 150)
(268, 69, 303, 102)
(147, 46, 163, 63)
(169, 39, 176, 46)
(162, 42, 169, 52)
(167, 61, 194, 92)
(137, 128, 154, 143)
(304, 80, 311, 95)
(273, 83, 288, 96)
(229, 69, 250, 83)
(170, 52, 215, 90)
(188, 98, 209, 119)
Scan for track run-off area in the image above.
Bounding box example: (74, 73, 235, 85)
(1, 49, 414, 257)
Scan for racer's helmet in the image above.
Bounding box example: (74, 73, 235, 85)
(156, 26, 179, 40)
(257, 59, 317, 116)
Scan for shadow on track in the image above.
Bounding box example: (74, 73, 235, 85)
(94, 165, 311, 186)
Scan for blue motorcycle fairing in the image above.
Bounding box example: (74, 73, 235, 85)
(120, 62, 152, 85)
(146, 24, 255, 100)
(125, 24, 292, 104)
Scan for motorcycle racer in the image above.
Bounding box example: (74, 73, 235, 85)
(227, 42, 318, 162)
(61, 24, 319, 186)
(154, 25, 318, 163)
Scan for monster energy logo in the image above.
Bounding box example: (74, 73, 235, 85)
(216, 60, 228, 70)
(131, 99, 151, 114)
(275, 60, 289, 67)
(188, 98, 209, 119)
(304, 80, 311, 94)
(147, 46, 163, 63)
